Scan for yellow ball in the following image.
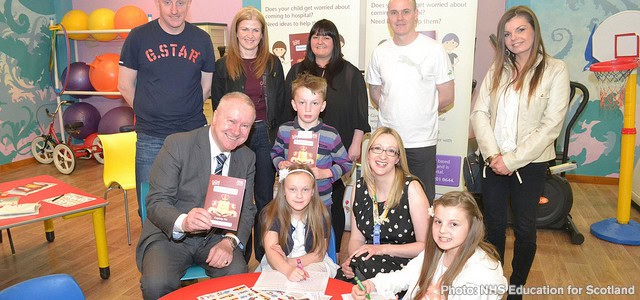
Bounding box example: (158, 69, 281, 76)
(88, 8, 116, 42)
(60, 10, 89, 40)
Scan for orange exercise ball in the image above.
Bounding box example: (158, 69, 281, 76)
(114, 5, 147, 39)
(88, 8, 116, 42)
(60, 10, 89, 40)
(89, 53, 121, 99)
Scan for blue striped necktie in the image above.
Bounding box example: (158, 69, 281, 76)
(214, 153, 227, 175)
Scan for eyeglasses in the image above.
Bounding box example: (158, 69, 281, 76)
(369, 146, 399, 157)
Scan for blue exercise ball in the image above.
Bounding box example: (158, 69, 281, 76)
(61, 62, 94, 99)
(98, 106, 134, 134)
(62, 102, 101, 139)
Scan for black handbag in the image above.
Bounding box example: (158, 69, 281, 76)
(463, 152, 482, 194)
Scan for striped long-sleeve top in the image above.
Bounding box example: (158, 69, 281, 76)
(271, 117, 353, 206)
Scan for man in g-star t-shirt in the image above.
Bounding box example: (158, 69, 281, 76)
(118, 0, 215, 212)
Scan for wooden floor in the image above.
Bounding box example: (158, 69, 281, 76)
(1, 159, 640, 299)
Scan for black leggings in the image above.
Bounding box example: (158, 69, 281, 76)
(330, 179, 346, 252)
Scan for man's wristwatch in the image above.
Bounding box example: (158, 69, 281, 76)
(224, 236, 238, 249)
(486, 154, 498, 165)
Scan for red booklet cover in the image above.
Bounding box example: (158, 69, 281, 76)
(204, 175, 246, 231)
(289, 32, 309, 64)
(287, 129, 319, 167)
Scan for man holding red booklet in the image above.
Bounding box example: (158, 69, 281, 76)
(137, 92, 257, 300)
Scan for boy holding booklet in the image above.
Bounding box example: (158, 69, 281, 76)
(271, 73, 352, 208)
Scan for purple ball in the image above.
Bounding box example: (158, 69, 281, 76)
(98, 106, 134, 134)
(62, 102, 101, 139)
(61, 62, 94, 99)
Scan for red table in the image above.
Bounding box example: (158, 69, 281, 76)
(161, 272, 355, 299)
(0, 175, 110, 279)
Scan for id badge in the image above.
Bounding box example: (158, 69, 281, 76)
(373, 224, 381, 245)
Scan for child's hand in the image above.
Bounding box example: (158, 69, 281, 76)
(311, 167, 332, 179)
(278, 161, 293, 170)
(351, 280, 374, 299)
(425, 282, 442, 300)
(287, 266, 309, 282)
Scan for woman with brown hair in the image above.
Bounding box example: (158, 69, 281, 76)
(471, 6, 569, 299)
(212, 6, 287, 262)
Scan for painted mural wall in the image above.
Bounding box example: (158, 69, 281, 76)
(0, 0, 60, 165)
(506, 0, 640, 177)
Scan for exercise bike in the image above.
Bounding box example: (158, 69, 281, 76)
(465, 81, 588, 245)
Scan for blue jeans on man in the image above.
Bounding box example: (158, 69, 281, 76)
(136, 132, 165, 216)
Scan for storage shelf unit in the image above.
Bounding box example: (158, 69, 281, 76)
(50, 22, 132, 141)
(50, 21, 228, 139)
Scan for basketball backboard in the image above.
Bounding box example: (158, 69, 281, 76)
(615, 33, 639, 58)
(592, 10, 640, 61)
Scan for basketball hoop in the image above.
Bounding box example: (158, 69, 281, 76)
(590, 58, 638, 111)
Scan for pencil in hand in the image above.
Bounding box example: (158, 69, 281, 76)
(296, 258, 309, 280)
(354, 267, 371, 300)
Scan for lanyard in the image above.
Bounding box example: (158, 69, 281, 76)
(372, 194, 390, 226)
(372, 193, 389, 245)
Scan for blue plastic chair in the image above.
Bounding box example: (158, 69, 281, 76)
(139, 182, 208, 281)
(0, 274, 85, 300)
(328, 228, 338, 263)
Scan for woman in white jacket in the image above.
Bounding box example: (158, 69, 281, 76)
(352, 191, 507, 299)
(470, 6, 569, 299)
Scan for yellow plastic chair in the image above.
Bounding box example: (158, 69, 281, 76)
(98, 131, 136, 245)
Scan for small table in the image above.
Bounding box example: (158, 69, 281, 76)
(161, 272, 354, 299)
(0, 175, 110, 279)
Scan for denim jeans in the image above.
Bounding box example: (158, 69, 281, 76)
(136, 132, 165, 217)
(247, 122, 275, 262)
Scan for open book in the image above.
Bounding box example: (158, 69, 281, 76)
(196, 284, 259, 300)
(253, 270, 329, 294)
(0, 203, 40, 219)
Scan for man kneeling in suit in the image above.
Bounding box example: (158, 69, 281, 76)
(137, 92, 257, 299)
